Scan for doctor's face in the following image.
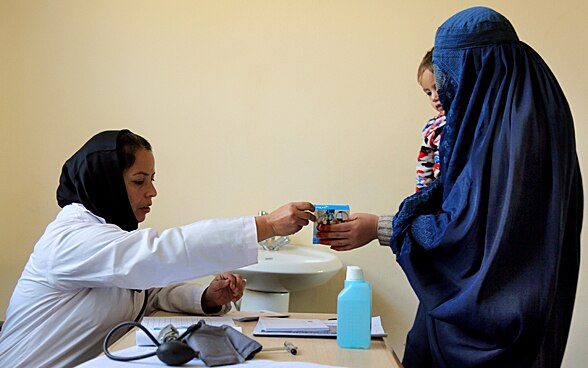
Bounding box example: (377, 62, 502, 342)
(123, 148, 157, 223)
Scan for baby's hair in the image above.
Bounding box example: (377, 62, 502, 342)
(417, 47, 434, 84)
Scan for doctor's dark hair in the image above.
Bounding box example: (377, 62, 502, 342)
(417, 47, 434, 83)
(116, 130, 152, 172)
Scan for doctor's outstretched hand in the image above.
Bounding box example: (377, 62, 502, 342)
(315, 213, 379, 251)
(255, 202, 316, 241)
(202, 272, 246, 311)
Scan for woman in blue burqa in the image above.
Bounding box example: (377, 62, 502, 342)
(315, 7, 582, 367)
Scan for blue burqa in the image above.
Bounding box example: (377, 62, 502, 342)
(390, 7, 582, 367)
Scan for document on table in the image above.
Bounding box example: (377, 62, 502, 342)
(253, 316, 387, 337)
(136, 316, 240, 346)
(258, 317, 330, 332)
(230, 310, 290, 322)
(78, 346, 347, 367)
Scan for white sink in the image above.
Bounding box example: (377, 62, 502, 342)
(234, 244, 342, 312)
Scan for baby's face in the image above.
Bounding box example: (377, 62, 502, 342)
(419, 69, 444, 113)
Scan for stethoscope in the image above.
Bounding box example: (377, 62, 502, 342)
(102, 289, 297, 366)
(103, 289, 201, 365)
(102, 290, 184, 364)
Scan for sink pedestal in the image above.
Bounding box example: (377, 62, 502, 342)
(240, 289, 290, 313)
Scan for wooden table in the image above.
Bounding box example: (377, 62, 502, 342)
(110, 311, 403, 367)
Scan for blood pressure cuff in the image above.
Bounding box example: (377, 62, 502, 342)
(183, 321, 262, 366)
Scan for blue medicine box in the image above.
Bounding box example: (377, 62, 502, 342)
(312, 204, 350, 244)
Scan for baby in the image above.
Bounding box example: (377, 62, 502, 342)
(415, 48, 446, 191)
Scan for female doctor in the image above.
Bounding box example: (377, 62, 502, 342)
(0, 129, 315, 367)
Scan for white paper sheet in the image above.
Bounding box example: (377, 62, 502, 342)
(76, 346, 347, 368)
(230, 310, 290, 322)
(253, 316, 387, 338)
(258, 317, 330, 332)
(136, 316, 241, 346)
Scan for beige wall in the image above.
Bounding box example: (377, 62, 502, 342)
(1, 0, 586, 365)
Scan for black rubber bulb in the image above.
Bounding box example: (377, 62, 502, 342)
(156, 340, 196, 366)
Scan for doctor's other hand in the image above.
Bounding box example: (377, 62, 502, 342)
(316, 213, 379, 251)
(202, 272, 246, 311)
(255, 202, 316, 242)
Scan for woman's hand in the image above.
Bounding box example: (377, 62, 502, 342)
(255, 202, 316, 241)
(315, 213, 379, 251)
(201, 273, 246, 311)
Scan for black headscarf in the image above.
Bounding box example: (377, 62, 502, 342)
(57, 130, 139, 231)
(390, 7, 582, 367)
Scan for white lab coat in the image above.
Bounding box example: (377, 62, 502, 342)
(0, 203, 258, 367)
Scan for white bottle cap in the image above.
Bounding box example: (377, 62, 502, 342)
(345, 266, 364, 281)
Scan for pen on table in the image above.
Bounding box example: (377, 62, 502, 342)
(263, 341, 297, 355)
(153, 326, 189, 330)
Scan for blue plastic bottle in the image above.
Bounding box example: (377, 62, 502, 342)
(337, 265, 372, 349)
